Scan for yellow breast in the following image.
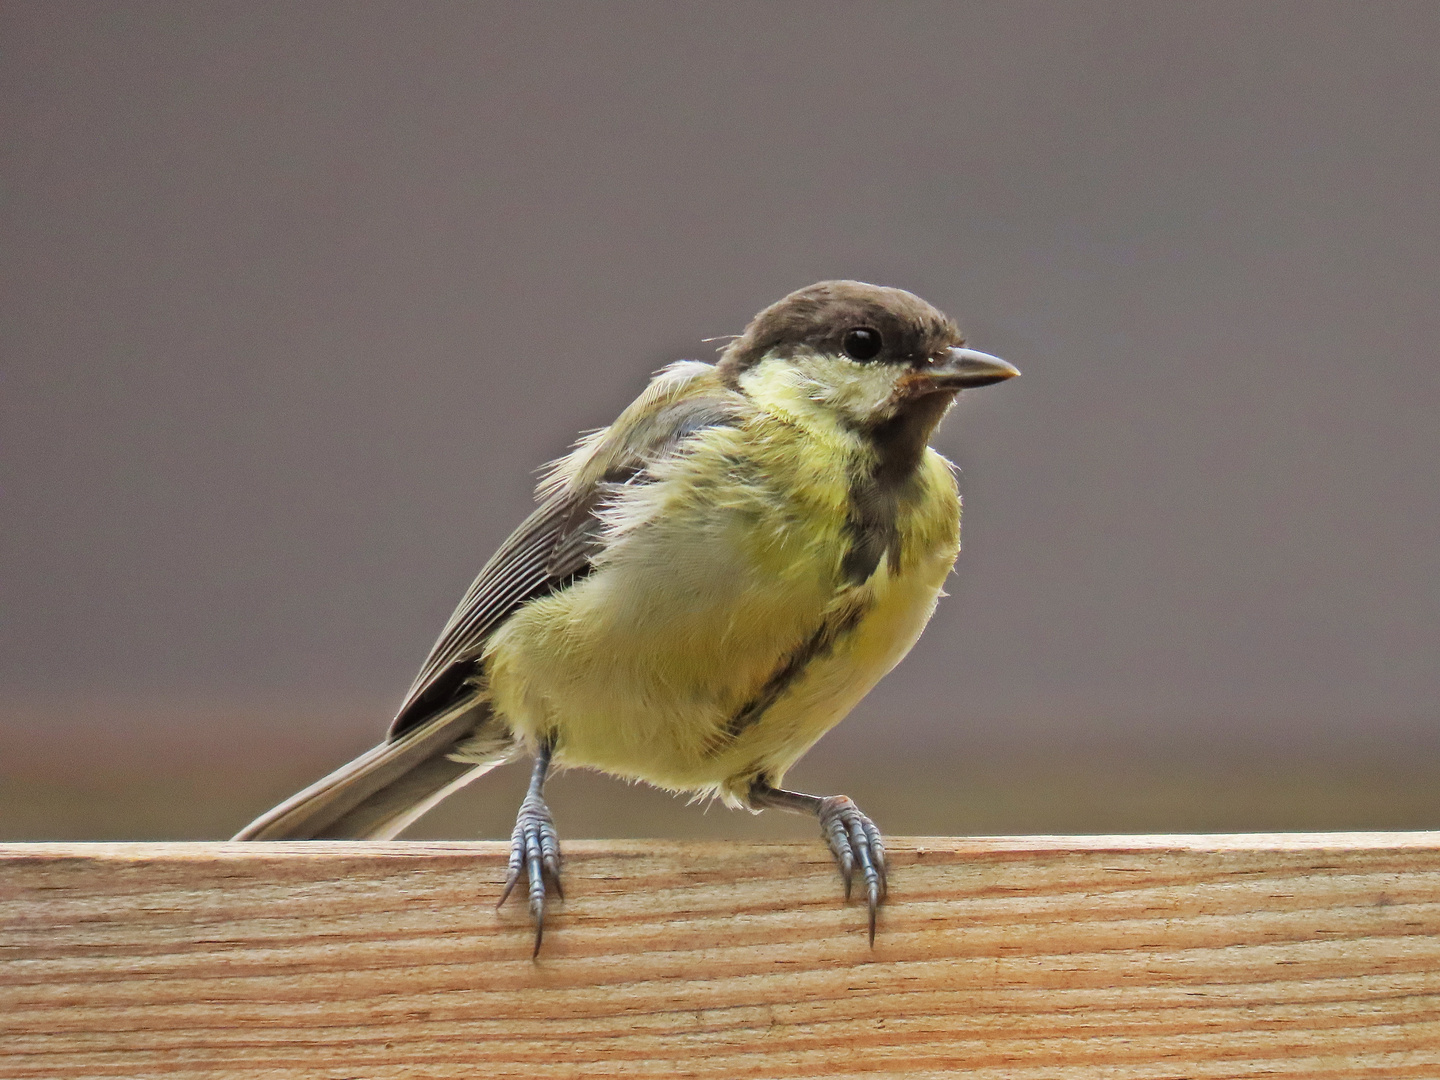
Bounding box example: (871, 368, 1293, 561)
(481, 411, 960, 806)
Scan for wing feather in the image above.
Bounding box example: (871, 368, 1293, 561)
(388, 363, 745, 737)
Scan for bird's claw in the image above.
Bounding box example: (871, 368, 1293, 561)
(818, 795, 887, 945)
(498, 792, 562, 956)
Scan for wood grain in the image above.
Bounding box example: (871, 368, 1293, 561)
(2, 836, 1439, 1078)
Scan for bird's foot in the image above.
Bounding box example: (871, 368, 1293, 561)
(817, 795, 888, 944)
(498, 791, 562, 956)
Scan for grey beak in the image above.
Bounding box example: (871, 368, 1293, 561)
(931, 347, 1021, 389)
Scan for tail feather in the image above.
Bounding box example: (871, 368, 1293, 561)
(309, 752, 493, 840)
(232, 698, 514, 840)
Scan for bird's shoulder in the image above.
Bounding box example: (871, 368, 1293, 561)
(543, 360, 753, 494)
(388, 362, 750, 737)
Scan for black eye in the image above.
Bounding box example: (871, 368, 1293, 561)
(842, 326, 883, 361)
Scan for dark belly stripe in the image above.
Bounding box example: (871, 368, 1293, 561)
(719, 597, 870, 745)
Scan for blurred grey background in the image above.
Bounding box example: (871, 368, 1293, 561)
(4, 1, 1438, 841)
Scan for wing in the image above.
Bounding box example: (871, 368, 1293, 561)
(388, 361, 746, 738)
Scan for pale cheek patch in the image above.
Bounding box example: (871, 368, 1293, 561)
(801, 355, 898, 424)
(740, 352, 899, 427)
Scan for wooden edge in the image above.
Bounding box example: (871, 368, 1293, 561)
(6, 832, 1440, 1076)
(4, 831, 1440, 862)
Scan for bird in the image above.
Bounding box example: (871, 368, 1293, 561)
(234, 280, 1019, 953)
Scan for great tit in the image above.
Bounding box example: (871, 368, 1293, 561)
(235, 280, 1019, 952)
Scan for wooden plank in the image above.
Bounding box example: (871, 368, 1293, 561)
(2, 835, 1438, 1078)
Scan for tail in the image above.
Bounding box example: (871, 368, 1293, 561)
(233, 698, 515, 840)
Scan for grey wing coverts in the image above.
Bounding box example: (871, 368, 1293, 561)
(232, 367, 741, 840)
(231, 494, 576, 840)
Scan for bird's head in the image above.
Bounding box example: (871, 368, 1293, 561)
(716, 281, 1018, 444)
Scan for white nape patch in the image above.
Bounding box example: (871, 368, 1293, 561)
(740, 350, 900, 428)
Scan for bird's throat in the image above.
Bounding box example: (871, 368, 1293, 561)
(867, 390, 955, 487)
(838, 391, 955, 587)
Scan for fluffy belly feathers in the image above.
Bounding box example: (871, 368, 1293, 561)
(481, 432, 960, 803)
